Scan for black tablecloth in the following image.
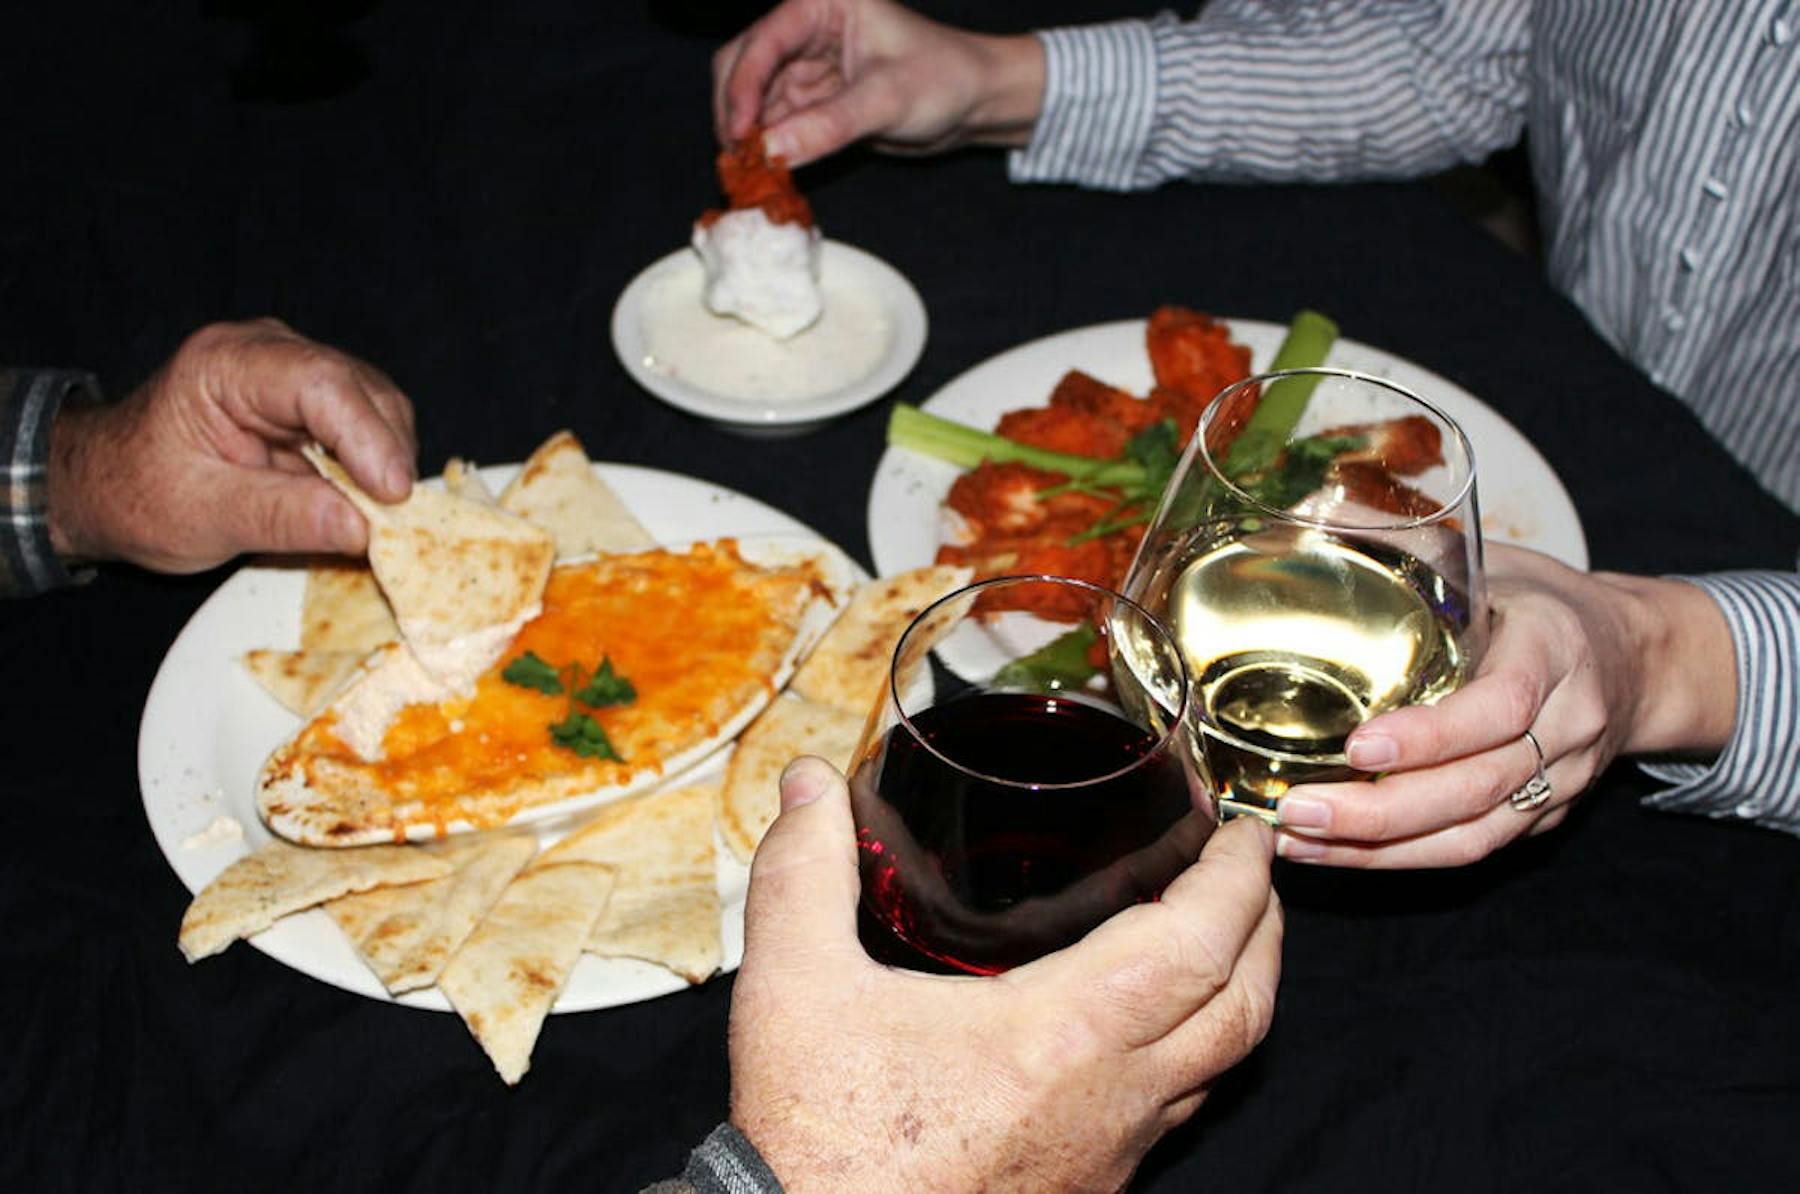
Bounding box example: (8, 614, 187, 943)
(4, 4, 1797, 1191)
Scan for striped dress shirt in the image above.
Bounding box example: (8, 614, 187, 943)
(1011, 0, 1799, 513)
(1010, 0, 1800, 833)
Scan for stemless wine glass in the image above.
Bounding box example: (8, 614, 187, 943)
(849, 574, 1214, 975)
(1122, 367, 1487, 822)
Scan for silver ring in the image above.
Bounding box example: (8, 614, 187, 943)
(1509, 729, 1552, 811)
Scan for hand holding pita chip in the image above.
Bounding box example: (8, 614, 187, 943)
(726, 756, 1282, 1192)
(47, 318, 417, 574)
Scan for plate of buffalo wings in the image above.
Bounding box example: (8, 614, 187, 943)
(867, 310, 1588, 609)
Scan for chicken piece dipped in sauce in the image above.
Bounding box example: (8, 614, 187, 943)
(692, 126, 822, 339)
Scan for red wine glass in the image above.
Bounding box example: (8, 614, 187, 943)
(850, 574, 1213, 975)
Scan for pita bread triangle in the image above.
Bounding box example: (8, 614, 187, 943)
(325, 831, 538, 994)
(719, 696, 865, 863)
(790, 565, 972, 714)
(178, 838, 453, 962)
(437, 860, 617, 1085)
(539, 784, 722, 982)
(303, 443, 555, 682)
(443, 457, 500, 506)
(242, 648, 368, 718)
(497, 430, 654, 558)
(300, 560, 396, 653)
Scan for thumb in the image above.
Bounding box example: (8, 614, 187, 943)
(740, 755, 864, 964)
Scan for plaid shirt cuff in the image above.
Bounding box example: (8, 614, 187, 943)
(1, 368, 102, 598)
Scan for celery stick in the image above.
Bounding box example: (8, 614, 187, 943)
(887, 404, 1145, 487)
(1222, 309, 1339, 477)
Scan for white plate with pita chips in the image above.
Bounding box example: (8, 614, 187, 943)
(140, 462, 867, 1015)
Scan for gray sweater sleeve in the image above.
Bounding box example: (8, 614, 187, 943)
(642, 1123, 784, 1194)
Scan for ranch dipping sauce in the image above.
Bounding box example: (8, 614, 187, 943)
(639, 254, 895, 404)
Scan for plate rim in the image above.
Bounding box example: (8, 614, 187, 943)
(610, 237, 928, 426)
(139, 461, 867, 1014)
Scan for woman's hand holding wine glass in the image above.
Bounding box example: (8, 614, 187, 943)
(1271, 544, 1738, 867)
(1123, 367, 1490, 829)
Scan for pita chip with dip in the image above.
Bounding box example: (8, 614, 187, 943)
(303, 442, 555, 690)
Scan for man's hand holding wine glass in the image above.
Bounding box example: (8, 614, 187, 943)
(726, 755, 1282, 1192)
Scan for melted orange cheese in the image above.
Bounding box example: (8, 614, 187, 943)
(292, 541, 811, 828)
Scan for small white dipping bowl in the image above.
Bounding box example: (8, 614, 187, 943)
(611, 239, 928, 436)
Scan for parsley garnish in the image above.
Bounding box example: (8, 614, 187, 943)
(1057, 420, 1184, 545)
(501, 651, 564, 695)
(502, 650, 639, 760)
(993, 623, 1102, 691)
(572, 657, 636, 707)
(1234, 433, 1364, 510)
(548, 711, 623, 761)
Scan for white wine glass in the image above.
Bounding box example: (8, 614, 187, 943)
(1122, 367, 1488, 822)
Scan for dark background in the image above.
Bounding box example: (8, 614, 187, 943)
(2, 3, 1796, 1191)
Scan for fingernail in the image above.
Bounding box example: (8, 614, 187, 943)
(1277, 797, 1331, 830)
(1347, 733, 1397, 770)
(778, 756, 828, 808)
(763, 127, 796, 161)
(1276, 833, 1327, 862)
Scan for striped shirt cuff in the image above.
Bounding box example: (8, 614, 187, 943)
(1, 369, 99, 599)
(1639, 571, 1800, 835)
(1008, 19, 1160, 191)
(675, 1122, 785, 1194)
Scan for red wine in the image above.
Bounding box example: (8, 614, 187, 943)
(852, 690, 1211, 975)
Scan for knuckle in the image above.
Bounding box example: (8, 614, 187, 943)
(1487, 671, 1542, 735)
(1444, 821, 1507, 867)
(1338, 794, 1396, 841)
(1009, 993, 1106, 1081)
(178, 321, 237, 359)
(1238, 961, 1279, 1048)
(297, 356, 358, 402)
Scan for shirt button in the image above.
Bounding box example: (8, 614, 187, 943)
(1665, 308, 1688, 330)
(1702, 177, 1729, 199)
(1738, 799, 1765, 818)
(1680, 248, 1701, 271)
(1773, 17, 1793, 46)
(1738, 102, 1757, 126)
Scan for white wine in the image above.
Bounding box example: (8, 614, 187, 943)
(1143, 522, 1473, 819)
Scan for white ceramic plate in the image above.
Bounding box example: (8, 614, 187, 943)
(868, 318, 1589, 579)
(140, 464, 866, 1014)
(612, 239, 927, 432)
